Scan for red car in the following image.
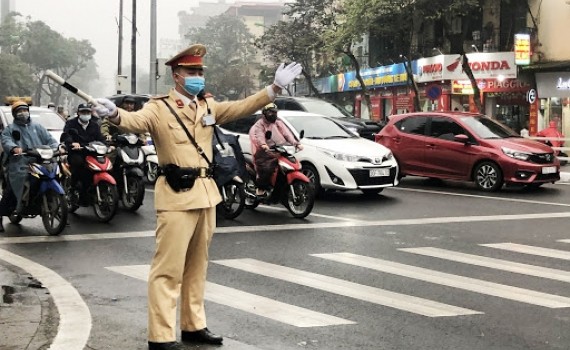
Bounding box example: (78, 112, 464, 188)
(375, 112, 560, 191)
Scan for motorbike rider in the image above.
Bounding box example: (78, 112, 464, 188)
(249, 103, 302, 197)
(0, 101, 59, 232)
(61, 103, 107, 203)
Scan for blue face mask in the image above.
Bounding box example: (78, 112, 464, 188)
(182, 76, 205, 96)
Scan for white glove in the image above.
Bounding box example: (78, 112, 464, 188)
(273, 62, 303, 89)
(94, 98, 118, 118)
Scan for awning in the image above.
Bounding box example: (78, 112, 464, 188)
(520, 60, 570, 72)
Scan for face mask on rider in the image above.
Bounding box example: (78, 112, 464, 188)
(264, 111, 277, 123)
(14, 111, 30, 123)
(79, 114, 91, 123)
(176, 73, 205, 96)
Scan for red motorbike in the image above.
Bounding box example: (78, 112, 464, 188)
(244, 144, 315, 218)
(61, 141, 119, 222)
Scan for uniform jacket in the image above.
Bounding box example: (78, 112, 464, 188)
(62, 117, 106, 146)
(1, 121, 58, 205)
(113, 87, 272, 211)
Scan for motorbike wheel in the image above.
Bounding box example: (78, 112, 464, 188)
(146, 162, 158, 184)
(9, 214, 22, 224)
(218, 181, 245, 219)
(62, 176, 79, 213)
(121, 176, 145, 211)
(42, 191, 68, 235)
(244, 177, 260, 209)
(93, 182, 119, 223)
(285, 180, 315, 219)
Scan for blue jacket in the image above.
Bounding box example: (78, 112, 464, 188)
(1, 121, 58, 207)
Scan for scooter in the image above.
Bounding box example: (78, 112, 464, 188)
(213, 126, 246, 220)
(8, 144, 68, 235)
(141, 136, 159, 184)
(61, 140, 119, 223)
(244, 143, 315, 219)
(112, 133, 146, 211)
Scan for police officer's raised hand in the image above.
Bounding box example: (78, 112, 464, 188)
(273, 62, 303, 89)
(94, 98, 118, 118)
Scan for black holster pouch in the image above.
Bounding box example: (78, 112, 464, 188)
(163, 164, 196, 192)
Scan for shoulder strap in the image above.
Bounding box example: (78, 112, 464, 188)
(162, 100, 212, 166)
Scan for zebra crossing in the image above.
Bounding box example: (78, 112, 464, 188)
(106, 239, 570, 328)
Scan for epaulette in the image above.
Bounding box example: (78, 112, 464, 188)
(151, 94, 169, 100)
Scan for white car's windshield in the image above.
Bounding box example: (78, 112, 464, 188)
(460, 115, 519, 139)
(300, 100, 352, 118)
(284, 115, 357, 139)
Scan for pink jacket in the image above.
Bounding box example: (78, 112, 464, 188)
(249, 118, 299, 155)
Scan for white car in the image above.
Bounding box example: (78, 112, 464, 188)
(220, 110, 399, 195)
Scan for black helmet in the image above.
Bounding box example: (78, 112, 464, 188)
(262, 103, 277, 114)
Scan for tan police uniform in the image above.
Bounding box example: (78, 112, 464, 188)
(112, 44, 272, 342)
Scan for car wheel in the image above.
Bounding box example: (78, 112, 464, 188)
(301, 163, 321, 195)
(474, 161, 503, 192)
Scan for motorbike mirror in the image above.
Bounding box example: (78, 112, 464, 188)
(299, 130, 305, 140)
(11, 130, 20, 141)
(265, 130, 272, 140)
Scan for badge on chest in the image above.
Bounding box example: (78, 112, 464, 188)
(201, 114, 215, 127)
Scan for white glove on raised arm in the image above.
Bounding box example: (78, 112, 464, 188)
(273, 62, 303, 89)
(94, 98, 118, 118)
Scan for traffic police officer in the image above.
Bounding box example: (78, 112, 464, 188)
(94, 43, 302, 350)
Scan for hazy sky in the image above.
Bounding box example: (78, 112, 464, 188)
(13, 0, 285, 95)
(15, 0, 199, 95)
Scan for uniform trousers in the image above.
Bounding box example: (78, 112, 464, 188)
(148, 207, 216, 342)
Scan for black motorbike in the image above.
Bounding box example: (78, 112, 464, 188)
(213, 126, 247, 220)
(112, 133, 146, 211)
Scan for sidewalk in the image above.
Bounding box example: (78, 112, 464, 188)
(0, 263, 54, 350)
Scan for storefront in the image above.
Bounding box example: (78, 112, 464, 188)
(536, 72, 570, 138)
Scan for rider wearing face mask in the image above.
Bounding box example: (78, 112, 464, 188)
(61, 103, 107, 202)
(0, 101, 59, 232)
(249, 103, 303, 196)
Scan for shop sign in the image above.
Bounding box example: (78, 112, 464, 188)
(451, 80, 486, 95)
(443, 52, 517, 80)
(536, 72, 570, 97)
(527, 88, 537, 104)
(514, 33, 531, 65)
(484, 79, 530, 92)
(416, 56, 445, 83)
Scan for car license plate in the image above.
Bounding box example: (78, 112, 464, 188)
(542, 166, 557, 174)
(370, 168, 390, 177)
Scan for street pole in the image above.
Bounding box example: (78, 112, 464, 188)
(117, 0, 123, 94)
(150, 0, 157, 95)
(131, 0, 137, 94)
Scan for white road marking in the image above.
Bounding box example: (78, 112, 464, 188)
(213, 258, 481, 317)
(0, 248, 91, 350)
(106, 265, 354, 327)
(481, 243, 570, 260)
(392, 187, 570, 207)
(313, 252, 570, 308)
(4, 211, 570, 244)
(400, 247, 570, 283)
(558, 239, 570, 244)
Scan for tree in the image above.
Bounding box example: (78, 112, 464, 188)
(185, 14, 257, 100)
(0, 53, 35, 98)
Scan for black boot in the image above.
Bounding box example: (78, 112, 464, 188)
(148, 341, 185, 350)
(0, 217, 4, 232)
(181, 328, 223, 345)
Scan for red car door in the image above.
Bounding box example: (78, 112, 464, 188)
(389, 116, 429, 174)
(423, 117, 476, 179)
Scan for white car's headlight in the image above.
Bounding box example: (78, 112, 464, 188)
(502, 147, 531, 161)
(383, 151, 394, 162)
(318, 148, 360, 162)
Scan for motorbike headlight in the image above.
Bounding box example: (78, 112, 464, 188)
(318, 148, 360, 162)
(37, 148, 54, 160)
(502, 147, 531, 161)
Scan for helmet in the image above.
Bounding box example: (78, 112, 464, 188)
(262, 103, 277, 114)
(11, 100, 29, 117)
(77, 103, 91, 112)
